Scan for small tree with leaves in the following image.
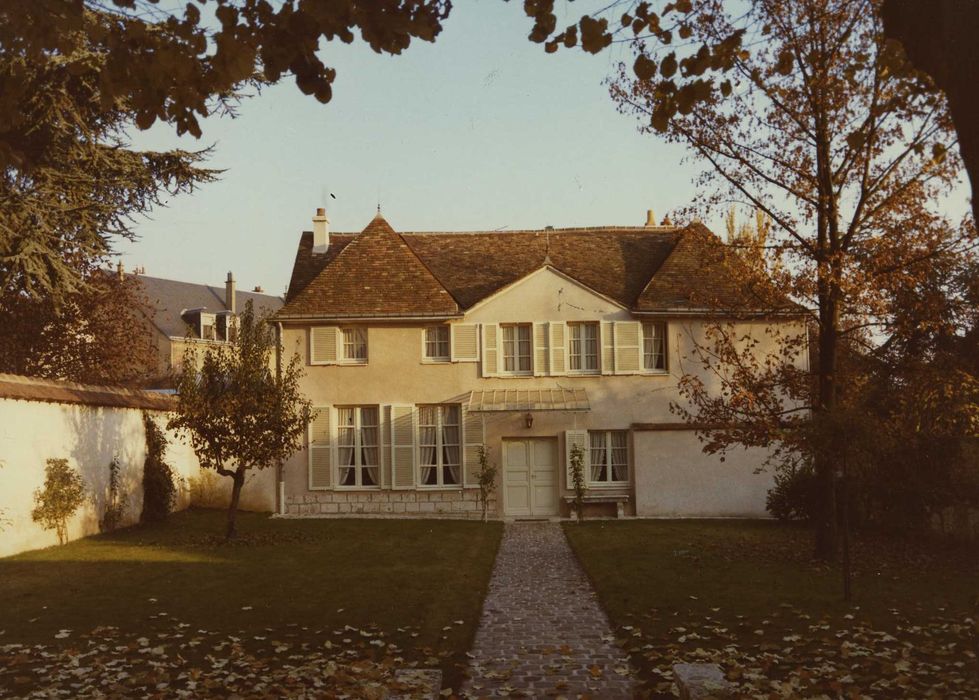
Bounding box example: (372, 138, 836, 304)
(475, 445, 498, 522)
(569, 443, 587, 522)
(32, 459, 86, 545)
(169, 300, 312, 540)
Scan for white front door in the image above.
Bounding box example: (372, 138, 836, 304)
(503, 438, 559, 517)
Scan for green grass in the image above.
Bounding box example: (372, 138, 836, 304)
(0, 509, 502, 692)
(565, 520, 979, 697)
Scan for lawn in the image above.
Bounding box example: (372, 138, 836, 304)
(0, 508, 502, 697)
(565, 520, 979, 698)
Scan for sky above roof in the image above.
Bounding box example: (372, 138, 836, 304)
(121, 1, 698, 297)
(122, 1, 971, 299)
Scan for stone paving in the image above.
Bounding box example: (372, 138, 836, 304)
(461, 522, 635, 699)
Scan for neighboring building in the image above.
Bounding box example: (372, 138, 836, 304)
(132, 270, 284, 384)
(274, 209, 804, 520)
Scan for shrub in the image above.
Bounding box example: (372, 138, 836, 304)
(141, 412, 177, 523)
(569, 442, 586, 522)
(99, 457, 128, 532)
(475, 445, 497, 522)
(188, 469, 228, 508)
(767, 463, 820, 522)
(32, 458, 86, 544)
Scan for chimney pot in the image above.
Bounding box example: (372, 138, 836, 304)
(312, 208, 330, 253)
(253, 285, 264, 293)
(225, 271, 237, 313)
(116, 261, 124, 281)
(645, 209, 656, 227)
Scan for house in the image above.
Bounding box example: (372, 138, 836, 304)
(274, 209, 804, 519)
(130, 269, 284, 384)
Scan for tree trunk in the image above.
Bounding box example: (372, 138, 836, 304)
(226, 469, 245, 541)
(814, 293, 840, 561)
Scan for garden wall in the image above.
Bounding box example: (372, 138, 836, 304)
(0, 374, 275, 558)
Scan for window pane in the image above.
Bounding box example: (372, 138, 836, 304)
(643, 322, 665, 370)
(502, 326, 515, 371)
(611, 431, 628, 481)
(584, 324, 598, 370)
(444, 464, 460, 485)
(343, 328, 367, 360)
(589, 432, 607, 482)
(569, 324, 581, 370)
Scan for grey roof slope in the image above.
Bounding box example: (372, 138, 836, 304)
(135, 274, 284, 339)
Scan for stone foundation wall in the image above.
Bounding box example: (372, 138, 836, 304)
(284, 488, 497, 519)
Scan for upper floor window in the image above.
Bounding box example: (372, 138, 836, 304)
(342, 327, 368, 363)
(642, 321, 666, 371)
(589, 430, 628, 484)
(418, 404, 461, 486)
(569, 322, 599, 373)
(424, 326, 450, 362)
(501, 324, 532, 374)
(337, 406, 379, 487)
(200, 312, 217, 341)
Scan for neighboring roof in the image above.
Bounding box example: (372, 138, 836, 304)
(0, 373, 174, 411)
(135, 275, 284, 339)
(281, 214, 461, 319)
(468, 388, 591, 413)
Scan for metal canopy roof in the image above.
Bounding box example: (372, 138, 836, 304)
(467, 388, 590, 413)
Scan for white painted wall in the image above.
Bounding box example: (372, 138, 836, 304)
(279, 266, 805, 518)
(633, 431, 774, 517)
(0, 398, 275, 558)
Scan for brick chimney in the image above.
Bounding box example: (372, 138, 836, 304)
(225, 271, 236, 313)
(312, 207, 330, 253)
(645, 209, 656, 227)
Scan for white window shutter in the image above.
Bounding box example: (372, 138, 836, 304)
(310, 327, 339, 364)
(613, 321, 642, 374)
(462, 404, 485, 487)
(381, 405, 393, 488)
(564, 429, 589, 491)
(481, 323, 499, 377)
(390, 404, 416, 489)
(600, 321, 614, 375)
(549, 321, 567, 376)
(533, 322, 548, 377)
(451, 323, 480, 362)
(308, 406, 335, 489)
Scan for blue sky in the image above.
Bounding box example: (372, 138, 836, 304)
(123, 0, 698, 297)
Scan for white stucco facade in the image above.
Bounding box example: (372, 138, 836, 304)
(278, 267, 804, 520)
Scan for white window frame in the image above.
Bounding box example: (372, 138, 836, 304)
(568, 322, 600, 374)
(642, 321, 668, 373)
(336, 406, 380, 488)
(340, 327, 368, 364)
(587, 430, 629, 486)
(423, 325, 451, 363)
(199, 312, 217, 341)
(501, 323, 533, 375)
(416, 404, 462, 488)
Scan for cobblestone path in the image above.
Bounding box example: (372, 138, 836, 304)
(461, 522, 635, 699)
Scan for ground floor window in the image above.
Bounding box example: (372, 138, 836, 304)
(418, 404, 461, 486)
(589, 430, 628, 484)
(337, 406, 379, 487)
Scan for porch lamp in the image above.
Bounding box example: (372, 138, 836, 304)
(524, 412, 534, 429)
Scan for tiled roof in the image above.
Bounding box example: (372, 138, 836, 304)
(136, 275, 284, 338)
(279, 215, 759, 319)
(0, 373, 174, 411)
(281, 214, 461, 318)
